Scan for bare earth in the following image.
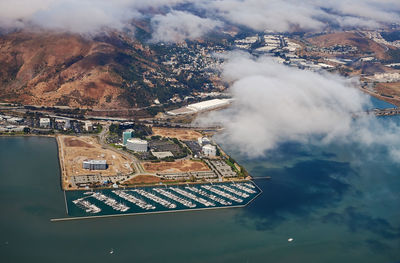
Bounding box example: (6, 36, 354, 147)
(122, 174, 171, 185)
(375, 82, 400, 105)
(152, 127, 202, 141)
(143, 160, 210, 173)
(58, 135, 133, 188)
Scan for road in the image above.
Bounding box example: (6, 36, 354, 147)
(97, 122, 146, 175)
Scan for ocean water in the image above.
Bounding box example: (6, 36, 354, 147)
(0, 116, 399, 262)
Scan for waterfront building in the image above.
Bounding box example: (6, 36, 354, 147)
(39, 118, 51, 128)
(202, 144, 217, 157)
(123, 130, 134, 145)
(126, 138, 148, 152)
(83, 160, 107, 170)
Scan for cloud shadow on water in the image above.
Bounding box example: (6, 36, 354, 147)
(236, 158, 355, 231)
(322, 206, 400, 240)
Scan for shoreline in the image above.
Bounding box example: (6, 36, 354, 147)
(359, 87, 399, 107)
(1, 134, 255, 191)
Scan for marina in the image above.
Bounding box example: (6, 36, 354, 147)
(185, 186, 232, 205)
(215, 184, 250, 198)
(112, 190, 156, 210)
(72, 198, 101, 214)
(231, 183, 257, 194)
(201, 185, 244, 203)
(64, 181, 261, 218)
(90, 192, 130, 212)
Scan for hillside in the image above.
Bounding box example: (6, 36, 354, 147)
(0, 31, 169, 109)
(307, 32, 389, 60)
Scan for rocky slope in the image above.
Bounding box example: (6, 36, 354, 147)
(0, 31, 166, 109)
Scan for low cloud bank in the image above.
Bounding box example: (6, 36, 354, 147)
(150, 11, 222, 43)
(196, 53, 400, 160)
(1, 0, 399, 40)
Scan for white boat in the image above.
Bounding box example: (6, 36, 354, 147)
(201, 185, 243, 203)
(153, 188, 196, 208)
(90, 192, 130, 212)
(133, 189, 177, 209)
(216, 185, 249, 198)
(113, 190, 156, 210)
(73, 198, 101, 213)
(170, 187, 215, 207)
(185, 186, 232, 206)
(231, 183, 257, 194)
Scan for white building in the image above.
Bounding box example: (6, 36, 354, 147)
(202, 144, 217, 157)
(7, 117, 24, 124)
(39, 118, 51, 128)
(83, 160, 107, 170)
(166, 98, 233, 116)
(151, 151, 174, 159)
(126, 138, 148, 152)
(84, 121, 93, 132)
(186, 99, 232, 112)
(198, 137, 211, 146)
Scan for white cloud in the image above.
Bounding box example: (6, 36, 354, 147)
(198, 0, 400, 32)
(196, 53, 400, 160)
(0, 0, 188, 33)
(150, 11, 222, 43)
(0, 0, 399, 38)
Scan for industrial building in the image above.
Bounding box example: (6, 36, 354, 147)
(151, 151, 174, 159)
(202, 144, 217, 157)
(82, 160, 107, 170)
(166, 98, 232, 116)
(39, 118, 51, 128)
(186, 99, 232, 112)
(198, 137, 211, 146)
(126, 138, 148, 152)
(122, 130, 134, 145)
(84, 121, 93, 132)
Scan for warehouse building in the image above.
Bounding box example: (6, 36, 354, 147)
(202, 144, 217, 157)
(82, 160, 107, 170)
(186, 99, 232, 112)
(126, 138, 148, 152)
(166, 98, 232, 116)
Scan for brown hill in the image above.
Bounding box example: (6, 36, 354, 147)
(0, 31, 164, 109)
(307, 32, 389, 60)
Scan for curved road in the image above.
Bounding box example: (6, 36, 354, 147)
(98, 122, 146, 176)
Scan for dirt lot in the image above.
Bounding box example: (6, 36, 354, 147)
(122, 174, 174, 185)
(375, 82, 400, 102)
(360, 83, 400, 107)
(143, 160, 210, 173)
(58, 135, 133, 187)
(152, 127, 202, 140)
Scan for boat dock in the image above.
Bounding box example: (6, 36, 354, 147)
(51, 181, 262, 221)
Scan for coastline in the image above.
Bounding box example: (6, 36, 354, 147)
(359, 87, 399, 107)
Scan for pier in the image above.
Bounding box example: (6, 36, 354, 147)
(51, 181, 263, 221)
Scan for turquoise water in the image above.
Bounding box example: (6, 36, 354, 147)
(369, 96, 397, 109)
(1, 102, 400, 262)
